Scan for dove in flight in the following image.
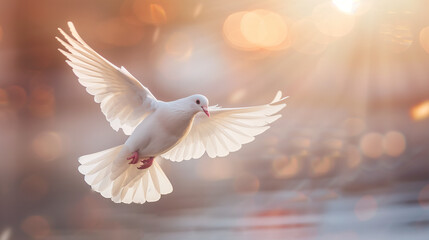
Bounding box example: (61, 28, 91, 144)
(56, 21, 288, 204)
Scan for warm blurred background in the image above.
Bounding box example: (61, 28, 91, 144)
(1, 0, 429, 239)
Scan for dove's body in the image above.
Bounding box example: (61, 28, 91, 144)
(125, 100, 195, 158)
(57, 21, 288, 204)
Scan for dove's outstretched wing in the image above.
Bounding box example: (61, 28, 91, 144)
(162, 91, 288, 162)
(57, 22, 158, 135)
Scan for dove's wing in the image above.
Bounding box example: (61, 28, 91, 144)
(57, 22, 158, 135)
(162, 91, 288, 162)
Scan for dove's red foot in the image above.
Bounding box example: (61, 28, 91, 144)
(138, 157, 154, 170)
(127, 151, 139, 165)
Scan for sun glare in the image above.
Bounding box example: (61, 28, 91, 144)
(332, 0, 361, 15)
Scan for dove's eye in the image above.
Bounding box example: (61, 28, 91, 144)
(196, 99, 200, 105)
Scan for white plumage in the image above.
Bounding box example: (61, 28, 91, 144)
(57, 21, 288, 204)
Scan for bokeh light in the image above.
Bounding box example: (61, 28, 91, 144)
(419, 26, 429, 54)
(133, 0, 175, 25)
(312, 2, 356, 38)
(223, 9, 289, 51)
(20, 216, 51, 239)
(240, 10, 287, 48)
(418, 185, 429, 210)
(31, 131, 63, 162)
(272, 155, 301, 179)
(223, 11, 258, 51)
(0, 88, 9, 107)
(332, 0, 361, 15)
(193, 3, 203, 18)
(228, 89, 247, 103)
(0, 227, 12, 240)
(354, 195, 377, 221)
(411, 100, 429, 121)
(379, 23, 413, 53)
(360, 132, 383, 159)
(311, 156, 335, 177)
(332, 0, 371, 15)
(383, 131, 406, 157)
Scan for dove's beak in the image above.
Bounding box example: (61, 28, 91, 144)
(201, 106, 210, 117)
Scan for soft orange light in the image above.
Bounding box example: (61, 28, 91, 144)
(420, 27, 429, 54)
(290, 192, 310, 202)
(21, 216, 51, 239)
(31, 131, 63, 162)
(312, 2, 356, 37)
(133, 0, 173, 25)
(332, 0, 361, 14)
(379, 24, 413, 53)
(165, 32, 192, 60)
(411, 100, 429, 121)
(311, 156, 334, 176)
(354, 195, 377, 221)
(418, 184, 429, 210)
(383, 131, 406, 157)
(360, 132, 383, 159)
(324, 138, 343, 150)
(291, 137, 311, 149)
(152, 27, 160, 43)
(272, 155, 300, 179)
(229, 89, 247, 103)
(193, 3, 203, 18)
(332, 0, 371, 15)
(241, 10, 287, 48)
(0, 88, 8, 107)
(223, 10, 289, 51)
(223, 11, 259, 51)
(150, 4, 167, 24)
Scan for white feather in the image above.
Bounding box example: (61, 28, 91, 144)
(57, 21, 158, 135)
(162, 92, 288, 162)
(58, 22, 288, 205)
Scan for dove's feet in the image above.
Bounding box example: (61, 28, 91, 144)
(127, 151, 139, 165)
(138, 157, 154, 170)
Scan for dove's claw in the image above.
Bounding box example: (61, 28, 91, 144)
(127, 151, 139, 164)
(137, 157, 154, 170)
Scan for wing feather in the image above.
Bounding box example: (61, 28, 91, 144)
(57, 21, 158, 135)
(162, 91, 288, 162)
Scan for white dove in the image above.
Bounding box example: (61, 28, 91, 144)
(57, 21, 288, 204)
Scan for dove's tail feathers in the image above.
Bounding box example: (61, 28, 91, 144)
(78, 145, 173, 204)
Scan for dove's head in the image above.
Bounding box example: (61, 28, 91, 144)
(189, 94, 210, 117)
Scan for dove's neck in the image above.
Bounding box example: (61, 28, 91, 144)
(168, 98, 200, 117)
